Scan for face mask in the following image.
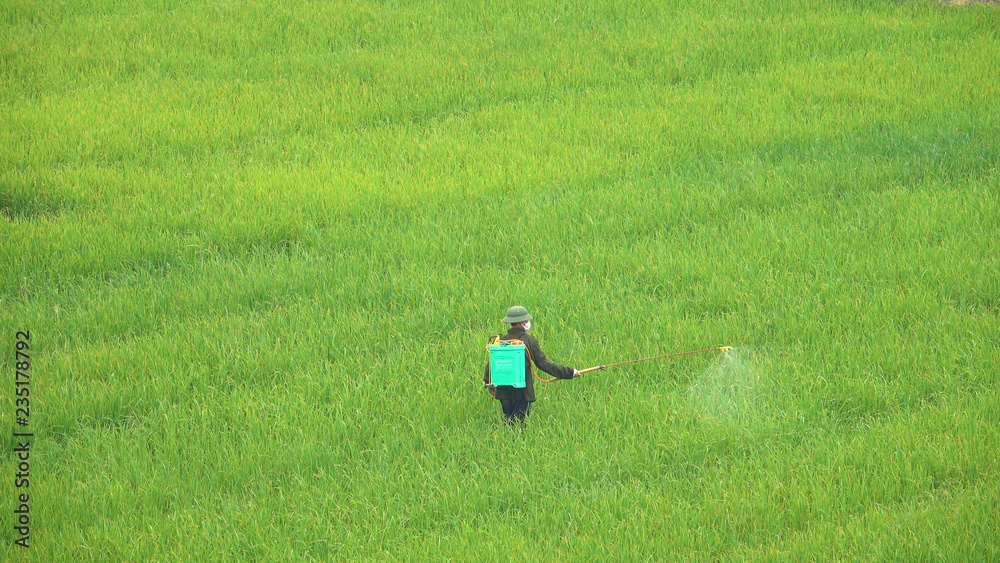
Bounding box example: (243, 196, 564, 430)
(523, 321, 531, 331)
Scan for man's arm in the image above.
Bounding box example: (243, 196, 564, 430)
(483, 362, 497, 396)
(526, 335, 575, 380)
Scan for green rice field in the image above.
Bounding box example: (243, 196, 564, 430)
(2, 0, 999, 560)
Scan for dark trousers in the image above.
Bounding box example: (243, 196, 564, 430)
(499, 399, 531, 425)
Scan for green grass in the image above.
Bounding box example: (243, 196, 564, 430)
(2, 0, 999, 560)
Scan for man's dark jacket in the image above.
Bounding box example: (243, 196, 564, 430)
(483, 326, 575, 402)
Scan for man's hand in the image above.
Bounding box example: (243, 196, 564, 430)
(573, 369, 580, 378)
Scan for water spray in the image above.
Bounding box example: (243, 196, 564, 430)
(574, 346, 733, 377)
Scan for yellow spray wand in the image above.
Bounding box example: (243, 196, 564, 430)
(575, 346, 733, 376)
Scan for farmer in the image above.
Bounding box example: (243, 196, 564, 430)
(484, 305, 579, 425)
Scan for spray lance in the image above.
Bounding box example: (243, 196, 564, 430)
(563, 346, 734, 380)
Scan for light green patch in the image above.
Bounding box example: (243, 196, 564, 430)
(690, 348, 762, 425)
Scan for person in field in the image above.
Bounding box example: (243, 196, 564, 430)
(483, 305, 579, 425)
